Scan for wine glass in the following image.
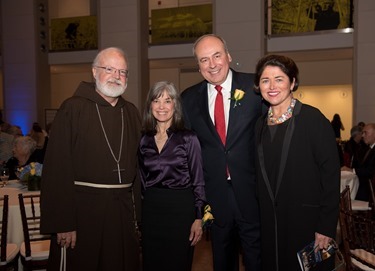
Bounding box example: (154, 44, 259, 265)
(0, 168, 9, 187)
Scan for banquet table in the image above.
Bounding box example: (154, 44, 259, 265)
(0, 180, 40, 246)
(340, 171, 359, 200)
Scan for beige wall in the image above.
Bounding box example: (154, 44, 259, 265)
(149, 68, 202, 94)
(354, 1, 375, 125)
(180, 70, 203, 92)
(295, 85, 352, 140)
(49, 0, 91, 18)
(298, 59, 352, 86)
(50, 71, 92, 108)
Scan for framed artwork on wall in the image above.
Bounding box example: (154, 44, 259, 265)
(267, 0, 353, 36)
(50, 16, 98, 51)
(151, 4, 212, 44)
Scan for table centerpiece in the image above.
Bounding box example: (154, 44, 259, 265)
(18, 162, 43, 191)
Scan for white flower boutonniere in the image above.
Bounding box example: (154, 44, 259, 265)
(230, 89, 245, 108)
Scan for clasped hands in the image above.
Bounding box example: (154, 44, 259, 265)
(57, 231, 77, 248)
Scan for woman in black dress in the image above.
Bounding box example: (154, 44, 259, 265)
(254, 55, 340, 271)
(331, 113, 345, 139)
(138, 81, 207, 271)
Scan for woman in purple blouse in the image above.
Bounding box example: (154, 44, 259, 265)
(138, 81, 207, 271)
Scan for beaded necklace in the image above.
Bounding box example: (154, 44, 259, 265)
(268, 98, 296, 124)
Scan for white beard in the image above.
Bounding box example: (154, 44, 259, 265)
(96, 78, 127, 98)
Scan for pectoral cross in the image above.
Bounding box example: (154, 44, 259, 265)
(113, 163, 125, 183)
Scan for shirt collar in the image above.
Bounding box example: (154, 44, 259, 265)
(221, 69, 232, 93)
(208, 69, 233, 94)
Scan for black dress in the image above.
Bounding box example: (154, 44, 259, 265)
(256, 103, 339, 271)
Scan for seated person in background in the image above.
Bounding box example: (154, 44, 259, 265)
(6, 136, 42, 180)
(358, 121, 366, 129)
(343, 125, 368, 168)
(0, 125, 14, 164)
(45, 122, 53, 137)
(342, 123, 375, 201)
(336, 138, 344, 167)
(29, 122, 47, 148)
(6, 125, 24, 138)
(29, 122, 48, 162)
(0, 122, 12, 134)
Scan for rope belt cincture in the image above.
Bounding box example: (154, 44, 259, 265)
(74, 181, 132, 189)
(60, 246, 66, 271)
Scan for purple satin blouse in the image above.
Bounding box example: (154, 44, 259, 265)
(138, 130, 206, 218)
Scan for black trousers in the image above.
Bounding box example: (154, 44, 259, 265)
(210, 182, 261, 271)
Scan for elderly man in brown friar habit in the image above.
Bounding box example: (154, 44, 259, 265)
(41, 47, 142, 271)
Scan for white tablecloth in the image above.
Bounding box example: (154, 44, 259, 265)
(340, 171, 359, 200)
(0, 180, 40, 246)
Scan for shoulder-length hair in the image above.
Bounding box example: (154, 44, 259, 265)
(253, 54, 300, 93)
(142, 81, 185, 135)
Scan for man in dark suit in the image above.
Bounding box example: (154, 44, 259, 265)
(342, 123, 375, 201)
(181, 34, 263, 271)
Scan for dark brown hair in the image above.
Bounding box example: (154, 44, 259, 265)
(254, 54, 299, 93)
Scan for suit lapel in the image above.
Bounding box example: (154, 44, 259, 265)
(226, 73, 243, 148)
(362, 147, 375, 165)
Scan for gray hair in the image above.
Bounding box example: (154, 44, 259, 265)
(192, 34, 229, 59)
(92, 47, 129, 68)
(142, 81, 185, 134)
(14, 136, 37, 155)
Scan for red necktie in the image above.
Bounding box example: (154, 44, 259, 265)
(214, 85, 226, 145)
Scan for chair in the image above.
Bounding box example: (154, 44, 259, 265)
(339, 188, 375, 270)
(0, 195, 19, 271)
(368, 178, 375, 218)
(340, 186, 352, 212)
(18, 194, 50, 271)
(341, 185, 371, 214)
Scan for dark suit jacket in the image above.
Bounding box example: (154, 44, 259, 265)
(355, 146, 375, 201)
(181, 70, 263, 225)
(255, 101, 340, 270)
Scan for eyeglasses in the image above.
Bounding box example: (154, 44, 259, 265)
(95, 66, 129, 78)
